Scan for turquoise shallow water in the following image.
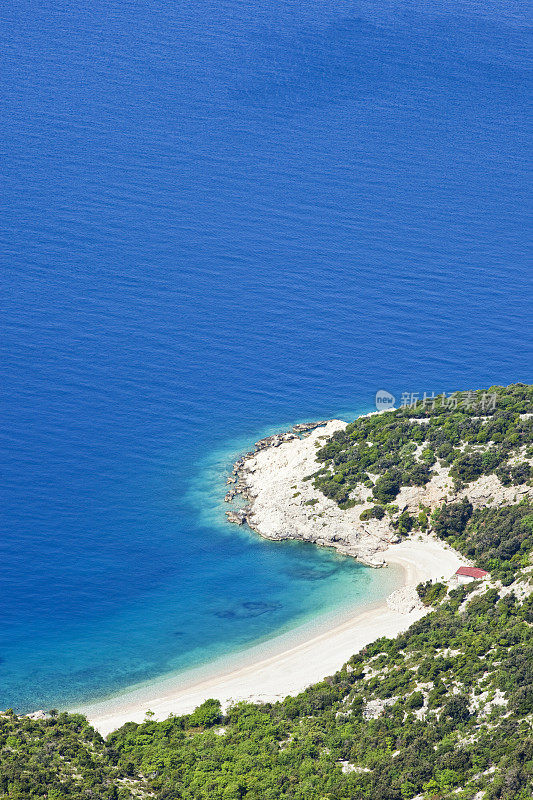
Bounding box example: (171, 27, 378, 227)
(2, 426, 402, 711)
(1, 0, 531, 711)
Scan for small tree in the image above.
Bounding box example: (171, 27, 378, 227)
(373, 472, 400, 504)
(407, 691, 424, 710)
(188, 698, 222, 728)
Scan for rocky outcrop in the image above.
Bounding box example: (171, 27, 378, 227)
(456, 473, 532, 507)
(223, 416, 533, 570)
(292, 421, 329, 433)
(363, 698, 395, 720)
(386, 586, 424, 614)
(225, 509, 249, 525)
(225, 420, 395, 567)
(26, 710, 49, 720)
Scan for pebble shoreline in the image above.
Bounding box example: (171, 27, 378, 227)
(224, 421, 329, 526)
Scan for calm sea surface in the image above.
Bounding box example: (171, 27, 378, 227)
(1, 0, 531, 711)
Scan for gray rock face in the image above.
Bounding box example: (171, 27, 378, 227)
(225, 510, 248, 525)
(363, 698, 395, 720)
(225, 420, 393, 567)
(254, 433, 298, 450)
(292, 421, 329, 433)
(386, 587, 424, 614)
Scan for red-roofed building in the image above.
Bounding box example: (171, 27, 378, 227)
(453, 566, 489, 584)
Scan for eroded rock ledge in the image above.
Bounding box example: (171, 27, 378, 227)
(224, 417, 532, 569)
(224, 420, 395, 567)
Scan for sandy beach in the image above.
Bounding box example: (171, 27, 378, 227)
(79, 536, 464, 736)
(79, 420, 469, 736)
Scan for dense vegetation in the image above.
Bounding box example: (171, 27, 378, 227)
(106, 571, 533, 800)
(3, 560, 530, 800)
(432, 501, 533, 584)
(1, 385, 531, 800)
(0, 711, 150, 799)
(310, 384, 532, 508)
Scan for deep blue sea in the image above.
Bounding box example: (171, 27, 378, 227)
(1, 0, 531, 712)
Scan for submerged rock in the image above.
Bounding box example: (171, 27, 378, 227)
(215, 601, 283, 619)
(226, 509, 248, 525)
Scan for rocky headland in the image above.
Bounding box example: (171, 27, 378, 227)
(224, 416, 532, 569)
(225, 419, 397, 566)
